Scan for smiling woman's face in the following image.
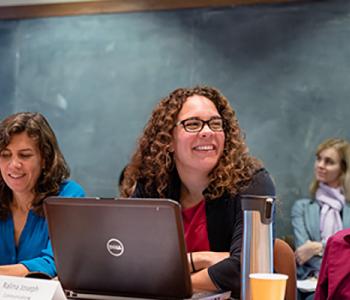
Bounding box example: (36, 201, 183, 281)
(171, 94, 225, 177)
(0, 132, 44, 200)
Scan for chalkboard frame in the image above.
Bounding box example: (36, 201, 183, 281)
(0, 0, 302, 20)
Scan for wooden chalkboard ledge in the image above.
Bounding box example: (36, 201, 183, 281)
(0, 0, 303, 20)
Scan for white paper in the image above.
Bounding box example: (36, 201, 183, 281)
(0, 275, 66, 300)
(297, 277, 318, 292)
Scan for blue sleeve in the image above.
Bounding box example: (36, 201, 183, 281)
(20, 180, 85, 276)
(59, 180, 85, 197)
(20, 240, 56, 277)
(291, 199, 311, 248)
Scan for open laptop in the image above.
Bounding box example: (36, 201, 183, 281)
(44, 197, 231, 300)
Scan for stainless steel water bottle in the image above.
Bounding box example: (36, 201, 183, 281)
(241, 195, 275, 300)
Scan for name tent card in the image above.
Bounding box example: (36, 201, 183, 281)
(0, 275, 67, 300)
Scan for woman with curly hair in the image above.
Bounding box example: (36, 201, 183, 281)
(0, 112, 85, 277)
(120, 86, 275, 297)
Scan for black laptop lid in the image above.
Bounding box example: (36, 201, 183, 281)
(44, 197, 192, 299)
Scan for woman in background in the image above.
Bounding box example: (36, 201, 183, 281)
(120, 86, 275, 298)
(291, 138, 350, 298)
(0, 112, 85, 277)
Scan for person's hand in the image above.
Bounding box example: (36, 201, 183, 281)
(187, 252, 230, 292)
(0, 264, 29, 276)
(187, 251, 229, 273)
(295, 240, 322, 265)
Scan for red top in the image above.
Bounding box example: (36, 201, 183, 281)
(315, 228, 350, 300)
(181, 199, 210, 253)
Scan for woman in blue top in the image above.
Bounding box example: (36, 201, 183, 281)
(0, 112, 85, 277)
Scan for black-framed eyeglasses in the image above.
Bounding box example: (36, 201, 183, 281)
(175, 117, 224, 133)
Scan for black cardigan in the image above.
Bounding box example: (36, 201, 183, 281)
(132, 168, 275, 299)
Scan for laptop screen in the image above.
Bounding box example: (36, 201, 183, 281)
(44, 197, 192, 299)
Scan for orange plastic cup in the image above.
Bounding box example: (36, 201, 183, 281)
(249, 273, 288, 300)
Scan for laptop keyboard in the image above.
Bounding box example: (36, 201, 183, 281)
(188, 291, 232, 300)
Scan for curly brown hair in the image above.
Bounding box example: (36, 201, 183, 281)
(0, 112, 70, 219)
(121, 86, 262, 200)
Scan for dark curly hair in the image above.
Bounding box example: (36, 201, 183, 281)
(120, 86, 262, 200)
(0, 112, 70, 219)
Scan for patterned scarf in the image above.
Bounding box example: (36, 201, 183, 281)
(316, 182, 345, 241)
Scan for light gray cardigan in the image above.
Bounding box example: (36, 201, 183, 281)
(291, 198, 350, 279)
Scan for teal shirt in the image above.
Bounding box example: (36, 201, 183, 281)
(0, 180, 85, 276)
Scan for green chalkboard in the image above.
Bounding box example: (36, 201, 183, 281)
(0, 0, 349, 236)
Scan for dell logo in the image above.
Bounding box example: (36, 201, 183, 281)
(106, 238, 124, 257)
